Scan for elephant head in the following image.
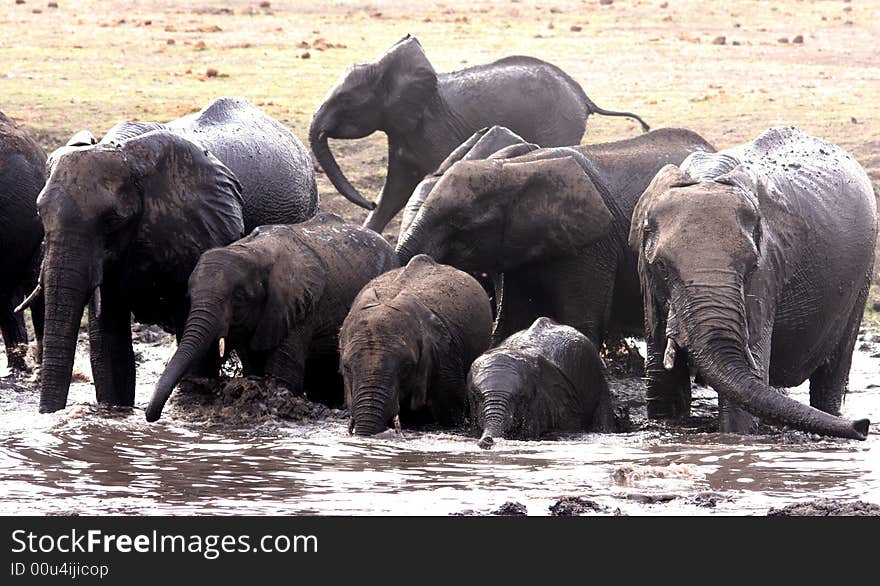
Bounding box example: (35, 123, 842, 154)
(396, 154, 614, 271)
(339, 288, 437, 436)
(468, 351, 532, 449)
(629, 164, 869, 439)
(35, 130, 244, 413)
(145, 226, 324, 421)
(309, 35, 438, 211)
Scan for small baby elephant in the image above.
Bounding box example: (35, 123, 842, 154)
(339, 254, 493, 435)
(146, 213, 398, 422)
(469, 317, 616, 449)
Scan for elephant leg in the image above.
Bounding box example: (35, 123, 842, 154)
(540, 255, 613, 344)
(0, 295, 29, 372)
(265, 331, 309, 396)
(304, 350, 345, 407)
(492, 269, 547, 345)
(645, 334, 691, 420)
(362, 153, 424, 234)
(808, 283, 869, 415)
(718, 395, 760, 434)
(87, 284, 135, 406)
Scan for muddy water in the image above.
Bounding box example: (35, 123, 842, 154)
(1, 328, 878, 516)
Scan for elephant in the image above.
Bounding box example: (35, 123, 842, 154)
(339, 254, 493, 435)
(309, 34, 650, 233)
(397, 128, 715, 347)
(0, 111, 46, 372)
(469, 317, 616, 450)
(145, 213, 397, 421)
(28, 96, 319, 413)
(628, 126, 874, 440)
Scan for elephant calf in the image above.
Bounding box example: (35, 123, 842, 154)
(469, 317, 616, 449)
(339, 254, 493, 435)
(146, 213, 398, 422)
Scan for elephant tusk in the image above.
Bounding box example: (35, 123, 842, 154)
(14, 284, 42, 313)
(219, 337, 226, 359)
(663, 337, 677, 370)
(92, 287, 102, 320)
(746, 346, 759, 372)
(393, 414, 405, 438)
(317, 131, 327, 141)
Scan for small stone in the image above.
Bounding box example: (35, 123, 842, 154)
(570, 25, 582, 32)
(193, 40, 206, 50)
(300, 51, 310, 59)
(872, 301, 880, 312)
(599, 0, 613, 4)
(259, 1, 271, 7)
(712, 36, 726, 45)
(550, 496, 607, 516)
(732, 40, 742, 46)
(166, 39, 175, 45)
(792, 35, 803, 43)
(778, 37, 789, 43)
(15, 0, 25, 5)
(48, 2, 58, 7)
(491, 501, 527, 516)
(660, 1, 668, 7)
(205, 68, 219, 77)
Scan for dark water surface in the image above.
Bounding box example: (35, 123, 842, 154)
(1, 332, 878, 515)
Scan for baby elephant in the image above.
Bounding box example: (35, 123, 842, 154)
(146, 213, 398, 422)
(339, 254, 493, 435)
(469, 317, 616, 449)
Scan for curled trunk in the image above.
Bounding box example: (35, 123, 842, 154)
(145, 306, 222, 422)
(476, 395, 510, 450)
(308, 122, 375, 211)
(680, 284, 869, 440)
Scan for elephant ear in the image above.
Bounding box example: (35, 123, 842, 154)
(628, 164, 697, 253)
(380, 35, 438, 133)
(250, 238, 326, 351)
(122, 130, 245, 282)
(498, 156, 614, 261)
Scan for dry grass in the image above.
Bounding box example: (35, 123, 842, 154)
(2, 0, 878, 308)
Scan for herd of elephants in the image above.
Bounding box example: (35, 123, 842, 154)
(0, 36, 876, 447)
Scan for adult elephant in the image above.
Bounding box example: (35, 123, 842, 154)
(310, 34, 650, 233)
(0, 112, 46, 372)
(28, 97, 318, 413)
(146, 213, 398, 422)
(628, 127, 873, 439)
(397, 128, 714, 346)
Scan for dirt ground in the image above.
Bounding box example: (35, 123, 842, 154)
(2, 0, 879, 301)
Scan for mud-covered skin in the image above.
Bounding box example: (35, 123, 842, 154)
(145, 213, 398, 422)
(397, 127, 715, 346)
(339, 255, 493, 435)
(35, 97, 319, 413)
(309, 35, 649, 232)
(0, 112, 46, 372)
(468, 317, 616, 449)
(629, 126, 875, 439)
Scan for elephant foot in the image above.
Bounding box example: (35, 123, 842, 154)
(5, 344, 31, 375)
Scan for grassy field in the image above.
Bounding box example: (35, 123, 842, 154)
(2, 0, 879, 313)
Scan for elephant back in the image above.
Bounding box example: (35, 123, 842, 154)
(176, 97, 319, 231)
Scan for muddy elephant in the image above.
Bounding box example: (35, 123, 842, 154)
(146, 213, 397, 421)
(0, 112, 46, 372)
(339, 254, 493, 435)
(628, 126, 874, 439)
(310, 34, 649, 233)
(469, 317, 616, 449)
(29, 97, 318, 413)
(397, 128, 715, 346)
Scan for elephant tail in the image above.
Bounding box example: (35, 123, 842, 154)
(583, 95, 650, 133)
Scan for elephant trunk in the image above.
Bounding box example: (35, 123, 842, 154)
(396, 212, 443, 265)
(349, 384, 396, 436)
(477, 394, 511, 450)
(309, 116, 376, 211)
(38, 241, 93, 413)
(678, 283, 869, 440)
(145, 304, 223, 422)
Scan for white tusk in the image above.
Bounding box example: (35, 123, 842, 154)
(14, 284, 42, 313)
(746, 346, 758, 371)
(92, 287, 102, 320)
(219, 337, 225, 358)
(393, 414, 404, 437)
(663, 337, 677, 370)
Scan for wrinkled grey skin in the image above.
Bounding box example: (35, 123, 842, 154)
(469, 317, 616, 449)
(397, 128, 714, 346)
(399, 125, 539, 239)
(0, 112, 46, 372)
(339, 255, 493, 435)
(146, 213, 397, 422)
(310, 35, 649, 233)
(629, 127, 874, 439)
(34, 97, 318, 413)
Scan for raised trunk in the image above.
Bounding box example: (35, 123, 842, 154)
(679, 285, 869, 440)
(309, 120, 375, 211)
(145, 305, 222, 422)
(349, 385, 394, 436)
(39, 247, 91, 413)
